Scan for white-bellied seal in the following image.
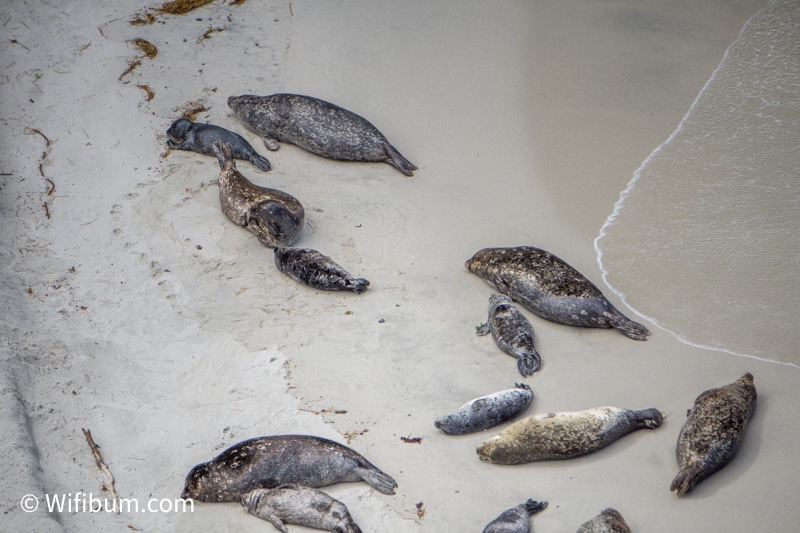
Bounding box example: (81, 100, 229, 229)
(465, 247, 649, 340)
(241, 485, 362, 533)
(477, 294, 541, 376)
(227, 93, 418, 176)
(166, 118, 272, 171)
(274, 247, 369, 294)
(181, 435, 397, 502)
(434, 383, 534, 435)
(670, 372, 757, 497)
(212, 140, 304, 248)
(477, 406, 663, 465)
(483, 499, 548, 533)
(577, 508, 631, 533)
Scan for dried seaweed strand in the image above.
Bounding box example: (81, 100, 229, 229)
(82, 428, 120, 514)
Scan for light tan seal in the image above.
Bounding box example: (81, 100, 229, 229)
(465, 246, 649, 340)
(241, 485, 362, 533)
(477, 406, 663, 464)
(577, 508, 631, 533)
(670, 372, 757, 497)
(212, 140, 304, 248)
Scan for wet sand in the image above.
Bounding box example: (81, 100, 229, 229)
(3, 1, 797, 531)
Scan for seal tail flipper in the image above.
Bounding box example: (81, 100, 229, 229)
(384, 144, 417, 177)
(249, 152, 272, 172)
(356, 467, 397, 495)
(345, 278, 370, 294)
(516, 350, 541, 376)
(605, 308, 650, 340)
(670, 463, 703, 497)
(212, 140, 236, 171)
(523, 499, 548, 516)
(633, 407, 664, 429)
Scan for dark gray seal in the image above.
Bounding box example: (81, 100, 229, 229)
(477, 406, 663, 465)
(434, 383, 534, 435)
(241, 485, 362, 533)
(477, 294, 541, 376)
(577, 508, 631, 533)
(483, 499, 548, 533)
(213, 140, 304, 248)
(166, 118, 272, 171)
(465, 246, 649, 340)
(181, 435, 397, 502)
(670, 372, 757, 497)
(274, 247, 369, 294)
(227, 93, 417, 176)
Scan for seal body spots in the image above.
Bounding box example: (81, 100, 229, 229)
(181, 435, 397, 502)
(227, 93, 418, 176)
(435, 383, 534, 435)
(212, 141, 304, 248)
(241, 485, 362, 533)
(477, 406, 663, 465)
(670, 372, 757, 497)
(166, 118, 272, 171)
(483, 499, 548, 533)
(274, 247, 369, 294)
(577, 508, 631, 533)
(477, 294, 541, 375)
(465, 247, 649, 340)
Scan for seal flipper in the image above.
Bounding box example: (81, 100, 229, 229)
(263, 136, 280, 151)
(265, 514, 289, 533)
(476, 323, 491, 336)
(249, 152, 272, 172)
(516, 350, 541, 376)
(384, 143, 417, 177)
(212, 140, 237, 172)
(345, 278, 370, 294)
(604, 306, 650, 340)
(522, 499, 548, 516)
(670, 462, 702, 497)
(355, 467, 397, 495)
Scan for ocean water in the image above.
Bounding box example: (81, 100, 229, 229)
(596, 0, 800, 366)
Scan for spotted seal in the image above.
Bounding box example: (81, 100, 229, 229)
(212, 140, 304, 248)
(577, 508, 631, 533)
(435, 383, 534, 435)
(274, 247, 369, 294)
(483, 499, 548, 533)
(241, 485, 362, 533)
(228, 93, 417, 176)
(477, 294, 541, 375)
(465, 247, 649, 340)
(181, 435, 397, 502)
(670, 372, 757, 497)
(477, 406, 663, 464)
(166, 118, 272, 171)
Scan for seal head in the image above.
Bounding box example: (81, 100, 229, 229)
(670, 372, 757, 497)
(466, 246, 649, 340)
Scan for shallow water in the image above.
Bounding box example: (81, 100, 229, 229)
(597, 0, 800, 366)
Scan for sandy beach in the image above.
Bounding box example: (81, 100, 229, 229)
(2, 1, 798, 531)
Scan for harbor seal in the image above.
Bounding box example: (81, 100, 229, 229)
(166, 118, 272, 171)
(227, 93, 417, 176)
(577, 508, 631, 533)
(670, 372, 757, 497)
(213, 141, 304, 248)
(434, 383, 534, 435)
(477, 294, 541, 375)
(477, 406, 663, 465)
(274, 247, 370, 294)
(241, 485, 362, 533)
(483, 499, 548, 533)
(181, 435, 397, 502)
(465, 247, 649, 340)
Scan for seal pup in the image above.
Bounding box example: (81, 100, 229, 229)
(670, 372, 757, 497)
(241, 485, 362, 533)
(577, 508, 631, 533)
(166, 118, 272, 171)
(465, 247, 649, 340)
(274, 247, 369, 294)
(477, 294, 541, 375)
(228, 93, 417, 176)
(213, 140, 304, 248)
(434, 383, 534, 435)
(477, 406, 663, 464)
(181, 435, 397, 502)
(483, 499, 548, 533)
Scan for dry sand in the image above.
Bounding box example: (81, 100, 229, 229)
(2, 1, 797, 532)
